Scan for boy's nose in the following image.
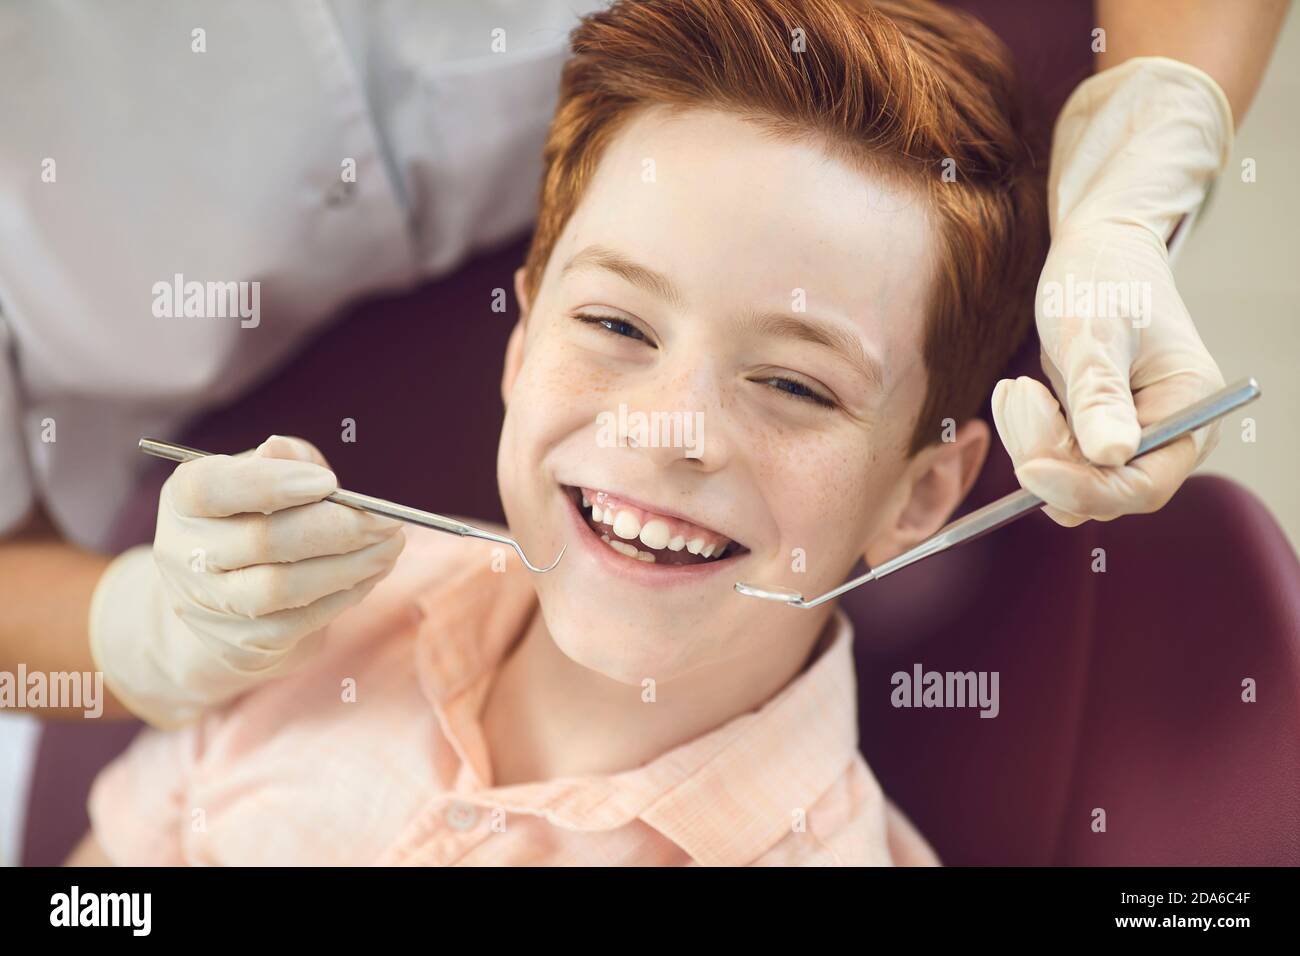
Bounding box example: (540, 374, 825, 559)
(614, 367, 729, 468)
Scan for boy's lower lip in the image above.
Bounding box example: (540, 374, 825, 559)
(559, 484, 746, 587)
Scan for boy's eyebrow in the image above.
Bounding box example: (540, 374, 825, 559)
(561, 243, 885, 393)
(737, 311, 887, 395)
(562, 244, 686, 309)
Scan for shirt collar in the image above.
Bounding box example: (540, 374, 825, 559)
(410, 552, 860, 866)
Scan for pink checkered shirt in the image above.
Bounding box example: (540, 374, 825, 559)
(89, 527, 939, 866)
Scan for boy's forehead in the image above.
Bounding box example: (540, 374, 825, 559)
(553, 106, 936, 367)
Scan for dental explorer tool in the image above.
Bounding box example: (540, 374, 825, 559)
(735, 377, 1262, 609)
(137, 438, 566, 573)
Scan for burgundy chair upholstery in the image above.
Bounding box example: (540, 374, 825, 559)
(847, 403, 1300, 866)
(24, 0, 1299, 866)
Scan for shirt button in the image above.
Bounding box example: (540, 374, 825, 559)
(445, 800, 479, 832)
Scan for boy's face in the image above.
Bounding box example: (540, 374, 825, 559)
(498, 106, 965, 683)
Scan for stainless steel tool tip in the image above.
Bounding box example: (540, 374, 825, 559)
(733, 581, 806, 606)
(520, 542, 566, 574)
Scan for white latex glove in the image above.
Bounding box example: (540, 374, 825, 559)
(992, 56, 1234, 526)
(89, 435, 405, 729)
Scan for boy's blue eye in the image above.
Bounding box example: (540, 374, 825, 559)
(761, 376, 837, 409)
(573, 312, 650, 343)
(572, 312, 835, 410)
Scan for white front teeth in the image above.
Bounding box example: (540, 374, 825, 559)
(612, 510, 640, 540)
(581, 490, 734, 563)
(639, 518, 671, 550)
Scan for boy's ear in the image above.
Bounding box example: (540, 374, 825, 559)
(864, 418, 990, 568)
(513, 266, 531, 318)
(501, 268, 531, 406)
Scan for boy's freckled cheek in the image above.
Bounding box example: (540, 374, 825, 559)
(744, 420, 873, 517)
(535, 349, 620, 405)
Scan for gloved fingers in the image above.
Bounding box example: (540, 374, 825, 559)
(991, 375, 1077, 463)
(205, 530, 406, 620)
(254, 434, 332, 468)
(231, 434, 330, 467)
(183, 564, 397, 667)
(1013, 437, 1192, 521)
(1008, 370, 1205, 522)
(185, 498, 402, 571)
(1130, 360, 1227, 468)
(1029, 499, 1089, 529)
(994, 366, 1216, 524)
(165, 451, 337, 518)
(1036, 353, 1093, 524)
(289, 563, 397, 637)
(990, 376, 1090, 527)
(1039, 344, 1067, 413)
(1040, 307, 1141, 467)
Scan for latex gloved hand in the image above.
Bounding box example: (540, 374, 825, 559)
(992, 56, 1234, 526)
(89, 435, 405, 729)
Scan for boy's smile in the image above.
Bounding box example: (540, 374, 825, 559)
(565, 484, 749, 567)
(496, 105, 966, 684)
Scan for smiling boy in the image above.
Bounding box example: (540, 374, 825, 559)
(77, 0, 1045, 866)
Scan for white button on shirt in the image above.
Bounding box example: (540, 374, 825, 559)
(0, 0, 607, 548)
(445, 800, 480, 832)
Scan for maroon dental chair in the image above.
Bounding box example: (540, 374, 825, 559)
(20, 0, 1300, 866)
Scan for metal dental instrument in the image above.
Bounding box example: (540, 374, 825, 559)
(137, 438, 566, 573)
(735, 377, 1262, 609)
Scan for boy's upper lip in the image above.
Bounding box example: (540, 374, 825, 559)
(561, 480, 747, 548)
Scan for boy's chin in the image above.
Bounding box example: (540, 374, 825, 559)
(539, 597, 714, 687)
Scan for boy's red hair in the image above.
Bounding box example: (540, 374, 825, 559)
(523, 0, 1047, 453)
